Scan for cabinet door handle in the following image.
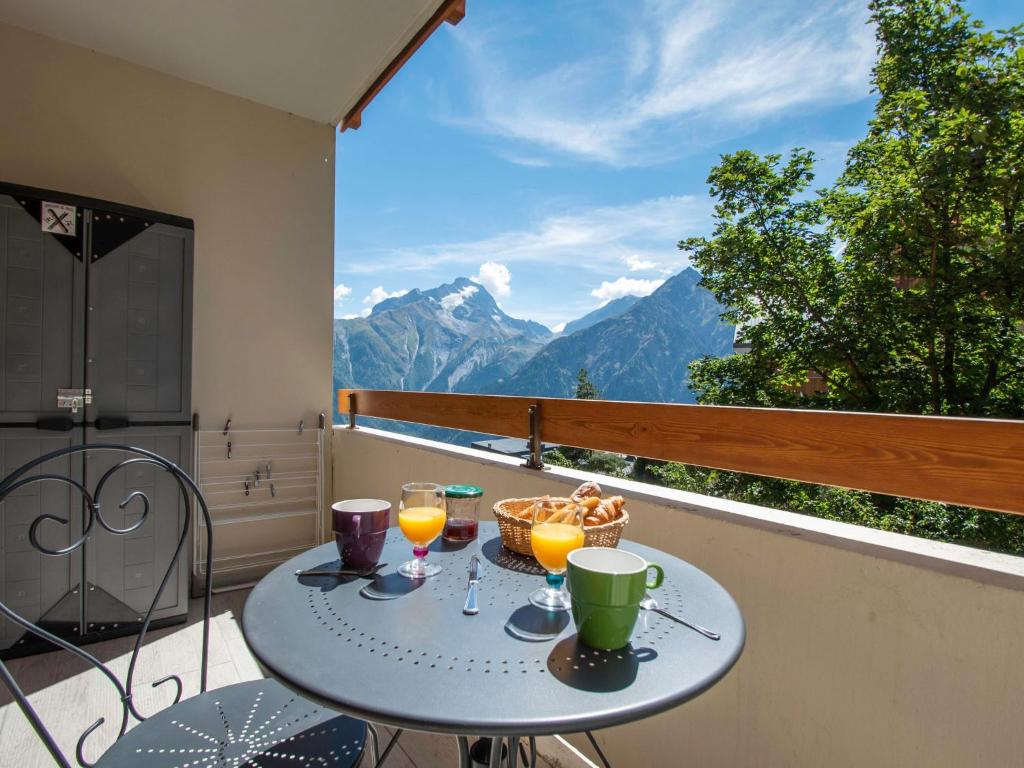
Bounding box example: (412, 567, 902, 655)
(95, 416, 130, 431)
(36, 417, 74, 432)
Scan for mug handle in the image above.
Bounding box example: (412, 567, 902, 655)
(646, 562, 664, 589)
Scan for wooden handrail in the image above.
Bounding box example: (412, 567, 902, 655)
(338, 389, 1024, 516)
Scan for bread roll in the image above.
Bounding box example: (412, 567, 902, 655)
(571, 481, 603, 503)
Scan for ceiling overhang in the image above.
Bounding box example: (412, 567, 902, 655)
(341, 0, 464, 131)
(0, 0, 464, 128)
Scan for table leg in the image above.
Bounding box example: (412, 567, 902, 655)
(508, 737, 520, 768)
(458, 736, 472, 768)
(585, 731, 612, 768)
(488, 736, 504, 768)
(364, 724, 380, 767)
(374, 728, 403, 767)
(528, 737, 537, 768)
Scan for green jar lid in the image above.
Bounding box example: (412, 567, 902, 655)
(444, 484, 483, 499)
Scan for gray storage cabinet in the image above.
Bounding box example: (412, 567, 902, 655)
(0, 182, 193, 656)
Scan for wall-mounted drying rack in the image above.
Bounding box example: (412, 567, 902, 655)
(192, 415, 325, 592)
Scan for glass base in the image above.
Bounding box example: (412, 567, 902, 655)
(398, 559, 442, 579)
(529, 586, 571, 611)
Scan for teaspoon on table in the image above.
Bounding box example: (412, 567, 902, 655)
(640, 594, 720, 640)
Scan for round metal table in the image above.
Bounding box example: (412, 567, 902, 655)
(243, 523, 744, 766)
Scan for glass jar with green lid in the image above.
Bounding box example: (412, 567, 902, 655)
(442, 484, 484, 542)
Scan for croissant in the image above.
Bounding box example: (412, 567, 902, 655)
(512, 488, 627, 528)
(545, 507, 568, 524)
(571, 481, 603, 503)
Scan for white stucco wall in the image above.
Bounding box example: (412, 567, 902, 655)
(0, 21, 335, 430)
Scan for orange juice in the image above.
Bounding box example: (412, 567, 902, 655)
(531, 523, 585, 573)
(398, 506, 446, 544)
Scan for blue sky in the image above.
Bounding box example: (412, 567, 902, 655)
(333, 0, 1014, 332)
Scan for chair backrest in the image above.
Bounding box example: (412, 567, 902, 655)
(0, 444, 213, 768)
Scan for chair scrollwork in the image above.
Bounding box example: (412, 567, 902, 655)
(0, 444, 213, 768)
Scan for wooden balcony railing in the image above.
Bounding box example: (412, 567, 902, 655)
(337, 389, 1024, 517)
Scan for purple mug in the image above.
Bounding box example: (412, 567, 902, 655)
(332, 499, 390, 569)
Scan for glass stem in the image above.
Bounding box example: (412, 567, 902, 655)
(413, 545, 429, 561)
(546, 572, 564, 590)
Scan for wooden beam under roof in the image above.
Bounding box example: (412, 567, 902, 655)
(341, 0, 465, 131)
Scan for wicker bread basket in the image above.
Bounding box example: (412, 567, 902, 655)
(493, 497, 629, 557)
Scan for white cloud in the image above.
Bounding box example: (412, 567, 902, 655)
(471, 261, 512, 297)
(591, 276, 665, 306)
(499, 153, 551, 168)
(551, 321, 567, 334)
(333, 283, 353, 318)
(341, 195, 707, 276)
(451, 0, 874, 166)
(363, 286, 409, 306)
(625, 254, 660, 272)
(440, 284, 479, 311)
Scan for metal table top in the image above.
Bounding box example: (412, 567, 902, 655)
(243, 523, 744, 737)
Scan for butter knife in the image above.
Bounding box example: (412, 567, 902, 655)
(463, 554, 483, 615)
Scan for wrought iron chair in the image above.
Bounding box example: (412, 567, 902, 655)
(0, 444, 379, 768)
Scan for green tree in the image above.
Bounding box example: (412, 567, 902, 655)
(561, 369, 599, 466)
(666, 0, 1024, 553)
(543, 448, 575, 469)
(554, 368, 630, 477)
(574, 368, 600, 400)
(583, 451, 630, 478)
(835, 0, 1024, 416)
(562, 368, 597, 467)
(684, 0, 1024, 416)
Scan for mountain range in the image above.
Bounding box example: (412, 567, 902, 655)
(559, 295, 638, 336)
(333, 277, 551, 394)
(491, 268, 733, 401)
(332, 268, 734, 437)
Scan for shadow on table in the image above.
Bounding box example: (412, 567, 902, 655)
(546, 636, 657, 692)
(358, 571, 424, 600)
(436, 537, 472, 553)
(480, 536, 545, 576)
(505, 604, 571, 642)
(296, 559, 369, 592)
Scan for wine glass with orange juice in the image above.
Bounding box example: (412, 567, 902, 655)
(397, 482, 446, 579)
(529, 499, 585, 610)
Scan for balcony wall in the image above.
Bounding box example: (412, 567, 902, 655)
(333, 426, 1024, 768)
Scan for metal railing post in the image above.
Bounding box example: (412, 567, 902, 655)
(348, 393, 357, 429)
(522, 402, 544, 470)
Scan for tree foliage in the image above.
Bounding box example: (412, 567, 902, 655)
(662, 0, 1024, 553)
(685, 0, 1024, 415)
(549, 368, 631, 477)
(574, 368, 600, 400)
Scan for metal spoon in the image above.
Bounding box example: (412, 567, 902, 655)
(640, 595, 720, 641)
(295, 563, 387, 578)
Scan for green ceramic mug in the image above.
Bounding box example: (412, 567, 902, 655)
(566, 547, 665, 650)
